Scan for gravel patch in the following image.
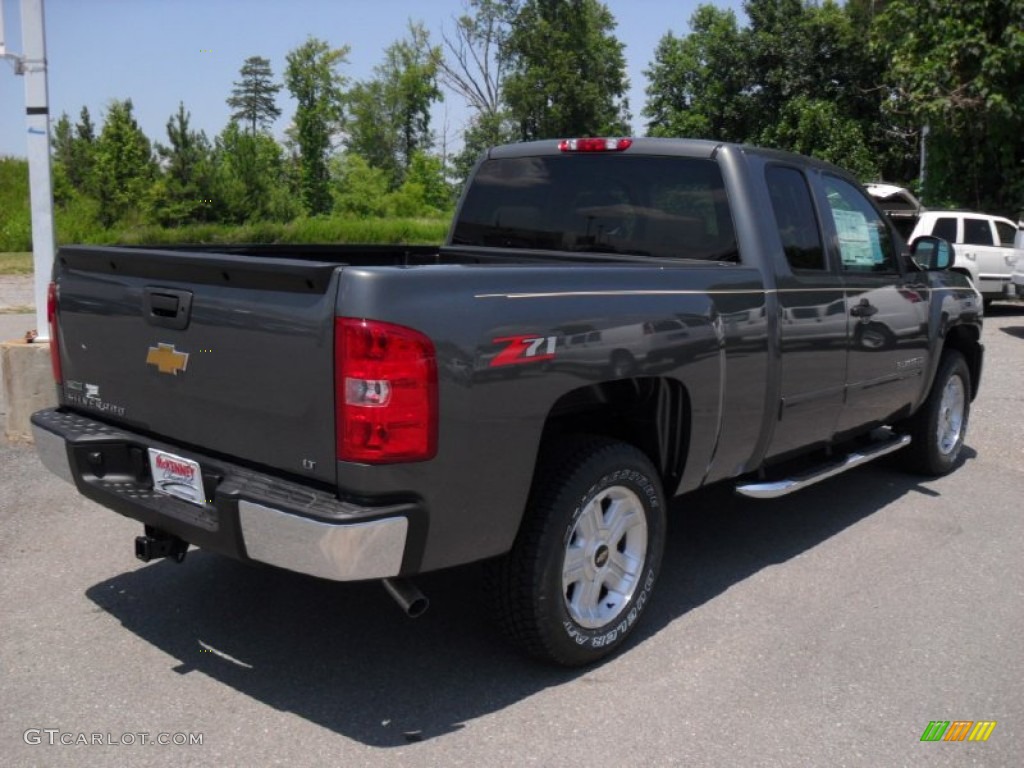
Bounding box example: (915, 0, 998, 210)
(0, 275, 35, 311)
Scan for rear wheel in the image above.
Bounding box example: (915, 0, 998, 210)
(899, 350, 971, 475)
(494, 437, 666, 666)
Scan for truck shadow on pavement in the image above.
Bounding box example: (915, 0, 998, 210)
(985, 301, 1024, 317)
(84, 455, 973, 747)
(986, 301, 1024, 337)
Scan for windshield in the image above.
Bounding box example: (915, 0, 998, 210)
(452, 155, 738, 261)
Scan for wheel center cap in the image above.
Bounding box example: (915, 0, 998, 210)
(593, 544, 610, 568)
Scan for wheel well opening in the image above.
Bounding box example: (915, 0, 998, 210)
(943, 325, 982, 400)
(539, 377, 690, 493)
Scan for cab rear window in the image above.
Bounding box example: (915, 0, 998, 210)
(452, 155, 738, 261)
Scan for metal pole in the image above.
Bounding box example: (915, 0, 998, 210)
(21, 0, 56, 341)
(918, 124, 929, 206)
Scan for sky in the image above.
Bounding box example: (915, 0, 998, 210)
(0, 0, 747, 159)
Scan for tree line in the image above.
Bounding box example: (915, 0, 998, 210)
(643, 0, 1023, 216)
(3, 0, 1021, 252)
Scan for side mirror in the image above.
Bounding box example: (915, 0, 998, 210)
(910, 236, 953, 271)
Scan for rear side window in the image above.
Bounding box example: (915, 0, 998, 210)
(963, 218, 994, 246)
(995, 220, 1016, 247)
(765, 165, 825, 270)
(451, 155, 738, 261)
(931, 217, 958, 242)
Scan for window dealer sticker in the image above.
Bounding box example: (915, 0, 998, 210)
(833, 209, 883, 266)
(147, 448, 206, 506)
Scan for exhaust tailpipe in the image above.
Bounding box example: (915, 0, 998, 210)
(382, 578, 429, 618)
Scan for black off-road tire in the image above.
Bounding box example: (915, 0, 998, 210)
(493, 437, 666, 666)
(899, 350, 971, 476)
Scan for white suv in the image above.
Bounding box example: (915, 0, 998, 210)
(909, 211, 1022, 303)
(1014, 222, 1024, 298)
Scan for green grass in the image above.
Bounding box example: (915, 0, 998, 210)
(0, 252, 33, 275)
(106, 216, 450, 246)
(0, 216, 450, 275)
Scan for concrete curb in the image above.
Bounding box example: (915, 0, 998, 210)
(1, 340, 57, 442)
(1, 275, 46, 443)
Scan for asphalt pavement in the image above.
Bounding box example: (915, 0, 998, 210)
(1, 304, 1022, 767)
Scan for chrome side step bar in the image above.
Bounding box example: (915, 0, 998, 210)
(735, 433, 911, 500)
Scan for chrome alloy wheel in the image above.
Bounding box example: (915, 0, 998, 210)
(937, 374, 966, 456)
(562, 485, 648, 629)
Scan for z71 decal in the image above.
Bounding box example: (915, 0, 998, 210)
(490, 335, 558, 367)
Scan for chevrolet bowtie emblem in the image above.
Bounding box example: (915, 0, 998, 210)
(146, 343, 189, 375)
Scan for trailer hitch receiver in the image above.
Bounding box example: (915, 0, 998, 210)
(135, 525, 189, 564)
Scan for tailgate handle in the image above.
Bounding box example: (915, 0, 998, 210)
(150, 293, 179, 316)
(144, 288, 193, 330)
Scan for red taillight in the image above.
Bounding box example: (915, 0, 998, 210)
(47, 281, 62, 383)
(335, 318, 437, 463)
(559, 138, 633, 152)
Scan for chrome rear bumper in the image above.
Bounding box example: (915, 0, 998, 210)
(31, 408, 415, 581)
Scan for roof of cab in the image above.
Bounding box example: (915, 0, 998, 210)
(485, 136, 858, 178)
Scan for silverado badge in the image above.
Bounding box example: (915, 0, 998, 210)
(146, 343, 189, 375)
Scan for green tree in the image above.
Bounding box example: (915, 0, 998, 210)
(759, 96, 878, 178)
(47, 107, 102, 236)
(642, 1, 891, 180)
(213, 121, 297, 224)
(227, 56, 283, 135)
(875, 0, 1024, 211)
(503, 0, 630, 140)
(50, 107, 98, 194)
(150, 102, 216, 226)
(93, 99, 156, 227)
(440, 0, 518, 182)
(0, 157, 32, 251)
(284, 37, 349, 215)
(50, 113, 76, 205)
(643, 5, 748, 141)
(440, 0, 513, 117)
(72, 107, 98, 194)
(345, 22, 443, 186)
(398, 151, 454, 214)
(52, 113, 74, 170)
(344, 80, 399, 182)
(331, 154, 392, 217)
(743, 0, 880, 133)
(451, 109, 518, 185)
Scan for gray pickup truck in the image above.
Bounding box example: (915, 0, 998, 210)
(33, 138, 983, 665)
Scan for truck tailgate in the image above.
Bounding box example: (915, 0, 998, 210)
(53, 246, 342, 485)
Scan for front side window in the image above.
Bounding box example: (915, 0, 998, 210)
(963, 217, 994, 246)
(822, 175, 897, 273)
(451, 155, 738, 261)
